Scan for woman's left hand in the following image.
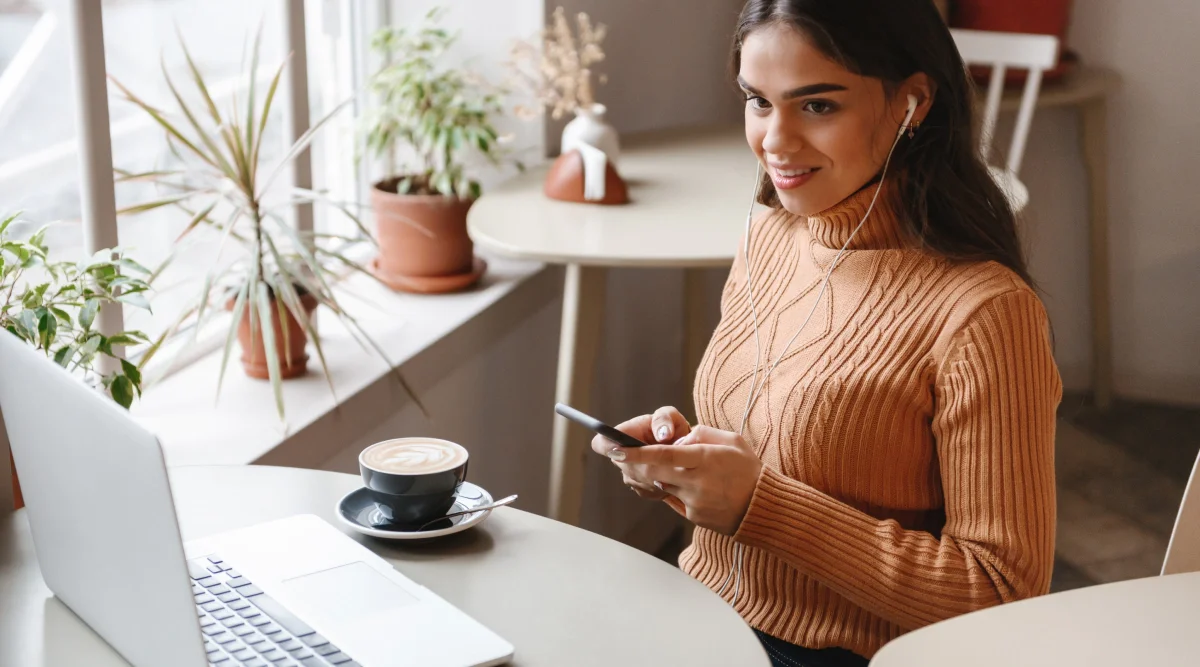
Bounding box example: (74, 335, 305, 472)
(608, 425, 763, 536)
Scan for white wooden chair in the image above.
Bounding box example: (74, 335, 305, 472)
(1162, 450, 1200, 575)
(950, 29, 1060, 212)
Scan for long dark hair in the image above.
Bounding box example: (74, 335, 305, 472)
(733, 0, 1033, 287)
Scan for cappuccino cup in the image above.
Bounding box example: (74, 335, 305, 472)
(358, 438, 469, 527)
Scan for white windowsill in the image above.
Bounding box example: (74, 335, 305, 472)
(131, 255, 555, 469)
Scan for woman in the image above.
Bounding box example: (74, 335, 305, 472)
(592, 1, 1061, 665)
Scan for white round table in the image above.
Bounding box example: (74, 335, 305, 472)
(469, 126, 757, 524)
(0, 465, 768, 667)
(870, 571, 1200, 666)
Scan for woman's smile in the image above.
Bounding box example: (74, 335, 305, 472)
(769, 164, 821, 190)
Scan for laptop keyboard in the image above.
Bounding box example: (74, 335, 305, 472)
(190, 554, 360, 667)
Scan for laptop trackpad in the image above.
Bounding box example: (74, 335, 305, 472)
(283, 561, 418, 621)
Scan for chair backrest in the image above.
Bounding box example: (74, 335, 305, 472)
(1163, 450, 1200, 575)
(950, 29, 1059, 175)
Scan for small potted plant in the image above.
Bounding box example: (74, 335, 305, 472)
(1, 212, 153, 508)
(111, 34, 418, 423)
(508, 7, 625, 205)
(363, 8, 514, 294)
(510, 7, 614, 163)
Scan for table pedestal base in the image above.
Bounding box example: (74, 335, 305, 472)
(549, 264, 607, 524)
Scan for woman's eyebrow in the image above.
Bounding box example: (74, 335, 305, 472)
(737, 77, 848, 99)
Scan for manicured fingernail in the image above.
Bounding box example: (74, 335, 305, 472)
(606, 448, 626, 462)
(657, 426, 670, 441)
(653, 481, 665, 491)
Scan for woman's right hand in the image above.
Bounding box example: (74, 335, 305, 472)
(591, 406, 691, 499)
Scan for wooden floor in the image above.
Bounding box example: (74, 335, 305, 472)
(1051, 393, 1200, 590)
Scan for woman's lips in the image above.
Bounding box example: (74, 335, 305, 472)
(770, 166, 819, 190)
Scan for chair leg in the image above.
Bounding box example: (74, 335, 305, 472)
(1081, 98, 1114, 409)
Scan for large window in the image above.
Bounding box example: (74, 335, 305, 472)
(0, 0, 541, 378)
(104, 0, 289, 344)
(0, 0, 360, 349)
(0, 1, 81, 256)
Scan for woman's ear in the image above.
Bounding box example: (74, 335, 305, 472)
(901, 72, 936, 125)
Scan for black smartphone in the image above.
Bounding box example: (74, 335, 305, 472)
(554, 403, 650, 448)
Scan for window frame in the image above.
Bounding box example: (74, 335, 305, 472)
(23, 0, 385, 380)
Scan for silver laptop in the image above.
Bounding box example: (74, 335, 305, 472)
(0, 331, 514, 667)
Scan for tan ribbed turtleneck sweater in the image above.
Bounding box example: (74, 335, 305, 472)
(679, 184, 1061, 658)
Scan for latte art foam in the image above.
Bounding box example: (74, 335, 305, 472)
(362, 439, 468, 474)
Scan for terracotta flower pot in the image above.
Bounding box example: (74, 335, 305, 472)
(371, 179, 476, 282)
(951, 0, 1075, 85)
(11, 450, 22, 510)
(235, 291, 319, 380)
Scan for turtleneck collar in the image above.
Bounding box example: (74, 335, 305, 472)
(805, 182, 909, 250)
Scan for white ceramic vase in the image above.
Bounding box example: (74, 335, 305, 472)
(561, 103, 620, 167)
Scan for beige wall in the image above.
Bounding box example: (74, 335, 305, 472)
(1017, 1, 1200, 406)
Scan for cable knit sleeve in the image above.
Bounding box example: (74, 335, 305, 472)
(732, 288, 1061, 631)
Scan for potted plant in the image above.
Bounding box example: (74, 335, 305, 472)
(510, 7, 614, 162)
(1, 212, 153, 508)
(363, 8, 515, 294)
(507, 7, 626, 205)
(111, 34, 418, 423)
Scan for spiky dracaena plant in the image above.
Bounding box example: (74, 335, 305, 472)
(111, 33, 420, 423)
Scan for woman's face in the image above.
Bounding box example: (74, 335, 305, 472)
(739, 24, 912, 216)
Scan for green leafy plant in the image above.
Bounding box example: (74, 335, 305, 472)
(0, 213, 152, 408)
(364, 7, 517, 199)
(110, 32, 417, 423)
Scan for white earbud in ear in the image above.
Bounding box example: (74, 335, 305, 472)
(897, 94, 919, 140)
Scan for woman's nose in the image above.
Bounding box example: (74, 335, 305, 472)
(762, 115, 803, 158)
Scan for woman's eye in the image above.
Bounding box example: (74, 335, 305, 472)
(803, 100, 836, 115)
(745, 95, 770, 111)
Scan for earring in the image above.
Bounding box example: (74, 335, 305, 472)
(908, 120, 921, 139)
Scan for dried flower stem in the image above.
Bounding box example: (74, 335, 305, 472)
(507, 7, 607, 120)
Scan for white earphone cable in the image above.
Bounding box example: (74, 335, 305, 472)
(737, 162, 767, 436)
(723, 98, 918, 608)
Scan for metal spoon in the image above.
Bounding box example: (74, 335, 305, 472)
(417, 494, 519, 531)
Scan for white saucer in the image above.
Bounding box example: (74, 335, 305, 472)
(336, 481, 494, 540)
